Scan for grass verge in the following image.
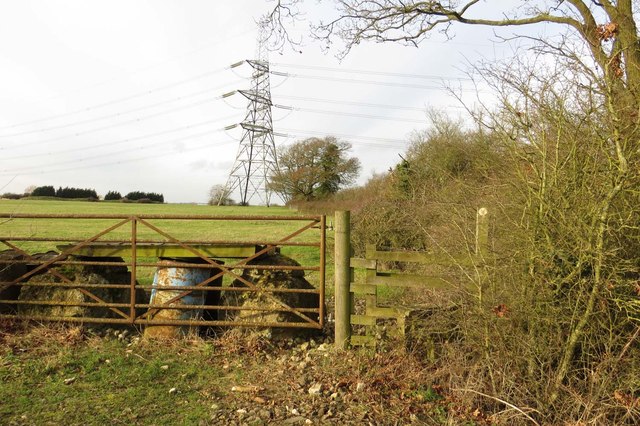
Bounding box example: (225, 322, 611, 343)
(0, 321, 485, 426)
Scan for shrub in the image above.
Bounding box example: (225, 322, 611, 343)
(343, 121, 508, 255)
(54, 187, 98, 199)
(208, 185, 234, 206)
(1, 193, 23, 200)
(124, 191, 164, 203)
(31, 186, 56, 197)
(104, 191, 122, 201)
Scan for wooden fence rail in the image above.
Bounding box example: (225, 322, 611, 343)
(333, 208, 490, 349)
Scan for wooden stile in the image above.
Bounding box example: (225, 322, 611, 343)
(347, 207, 490, 348)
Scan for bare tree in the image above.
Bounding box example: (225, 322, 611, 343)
(208, 184, 234, 206)
(267, 1, 640, 122)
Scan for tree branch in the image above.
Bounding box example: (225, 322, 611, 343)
(308, 1, 590, 59)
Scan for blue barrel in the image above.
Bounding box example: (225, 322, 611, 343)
(144, 260, 211, 338)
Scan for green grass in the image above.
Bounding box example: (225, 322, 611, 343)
(0, 324, 466, 426)
(0, 199, 312, 245)
(0, 199, 289, 215)
(0, 336, 229, 425)
(0, 199, 334, 291)
(0, 200, 321, 249)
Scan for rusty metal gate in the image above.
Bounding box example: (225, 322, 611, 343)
(0, 214, 325, 330)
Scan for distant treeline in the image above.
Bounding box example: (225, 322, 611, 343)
(1, 186, 164, 203)
(104, 191, 164, 203)
(33, 186, 98, 199)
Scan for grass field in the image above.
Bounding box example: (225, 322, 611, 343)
(0, 199, 321, 245)
(0, 199, 333, 290)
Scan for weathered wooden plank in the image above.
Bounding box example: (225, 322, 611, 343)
(350, 335, 375, 346)
(385, 327, 403, 338)
(365, 244, 377, 260)
(396, 315, 406, 337)
(58, 243, 257, 258)
(367, 305, 410, 318)
(350, 284, 376, 295)
(371, 250, 473, 265)
(367, 306, 404, 318)
(366, 267, 377, 281)
(350, 257, 377, 269)
(350, 314, 376, 326)
(367, 306, 399, 318)
(368, 273, 452, 289)
(365, 294, 378, 311)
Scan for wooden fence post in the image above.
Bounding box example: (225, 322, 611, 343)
(335, 210, 351, 349)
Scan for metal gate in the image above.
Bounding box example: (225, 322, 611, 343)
(0, 214, 325, 330)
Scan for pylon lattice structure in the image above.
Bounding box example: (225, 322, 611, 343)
(219, 31, 278, 206)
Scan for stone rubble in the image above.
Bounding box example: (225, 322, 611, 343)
(195, 336, 428, 425)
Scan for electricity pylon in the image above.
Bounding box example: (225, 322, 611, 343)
(219, 26, 278, 206)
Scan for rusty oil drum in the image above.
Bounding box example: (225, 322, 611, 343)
(144, 260, 211, 339)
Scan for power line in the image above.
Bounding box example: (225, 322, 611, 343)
(0, 127, 229, 174)
(277, 127, 410, 145)
(1, 116, 237, 161)
(270, 71, 481, 92)
(279, 133, 407, 149)
(0, 84, 240, 139)
(276, 94, 465, 111)
(39, 27, 256, 103)
(0, 62, 245, 132)
(2, 126, 414, 178)
(276, 129, 408, 149)
(0, 97, 239, 150)
(273, 104, 426, 124)
(0, 138, 237, 176)
(275, 95, 428, 112)
(271, 62, 472, 81)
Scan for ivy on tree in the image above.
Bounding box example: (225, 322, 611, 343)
(269, 136, 360, 202)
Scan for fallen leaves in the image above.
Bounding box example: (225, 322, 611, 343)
(613, 390, 639, 408)
(492, 304, 509, 318)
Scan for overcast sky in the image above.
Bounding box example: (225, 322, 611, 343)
(0, 1, 551, 204)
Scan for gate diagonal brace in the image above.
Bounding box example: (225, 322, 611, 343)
(1, 220, 131, 320)
(136, 218, 319, 326)
(2, 218, 130, 288)
(135, 218, 319, 326)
